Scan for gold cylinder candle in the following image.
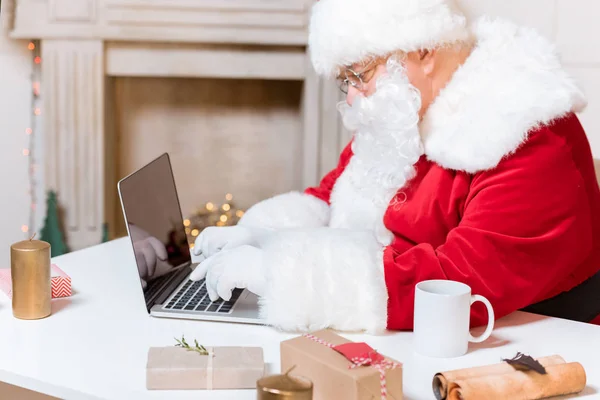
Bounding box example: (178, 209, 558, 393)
(11, 237, 51, 320)
(257, 368, 313, 400)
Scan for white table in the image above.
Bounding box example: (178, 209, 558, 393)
(1, 238, 599, 400)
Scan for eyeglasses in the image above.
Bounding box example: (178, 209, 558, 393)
(336, 58, 384, 94)
(337, 67, 371, 94)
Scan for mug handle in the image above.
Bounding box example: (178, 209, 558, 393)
(468, 295, 495, 343)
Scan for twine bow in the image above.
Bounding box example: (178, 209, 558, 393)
(303, 333, 400, 400)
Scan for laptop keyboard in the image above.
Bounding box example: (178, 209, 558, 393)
(163, 279, 243, 314)
(145, 270, 179, 305)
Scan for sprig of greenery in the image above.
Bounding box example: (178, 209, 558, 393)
(174, 335, 210, 355)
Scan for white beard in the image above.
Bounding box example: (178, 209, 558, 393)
(329, 58, 424, 245)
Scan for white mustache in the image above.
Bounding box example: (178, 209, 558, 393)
(337, 60, 421, 133)
(336, 57, 424, 192)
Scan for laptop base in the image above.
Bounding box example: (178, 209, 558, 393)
(150, 290, 265, 325)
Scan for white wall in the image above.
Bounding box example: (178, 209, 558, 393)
(0, 3, 33, 266)
(0, 0, 599, 263)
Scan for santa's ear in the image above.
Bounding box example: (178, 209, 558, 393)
(419, 49, 436, 76)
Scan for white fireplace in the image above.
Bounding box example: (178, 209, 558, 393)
(7, 0, 350, 250)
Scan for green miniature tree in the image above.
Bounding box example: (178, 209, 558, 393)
(40, 191, 69, 257)
(102, 223, 109, 243)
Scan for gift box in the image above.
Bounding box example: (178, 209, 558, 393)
(280, 329, 403, 400)
(0, 264, 71, 299)
(146, 346, 265, 390)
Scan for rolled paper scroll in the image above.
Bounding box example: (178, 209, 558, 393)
(434, 355, 565, 399)
(447, 362, 586, 400)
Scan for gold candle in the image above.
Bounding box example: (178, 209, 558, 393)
(11, 236, 51, 320)
(257, 367, 313, 400)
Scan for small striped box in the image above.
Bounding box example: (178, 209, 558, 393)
(51, 264, 71, 298)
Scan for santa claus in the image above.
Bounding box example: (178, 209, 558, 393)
(190, 0, 600, 333)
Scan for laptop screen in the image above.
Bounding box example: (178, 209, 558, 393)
(119, 153, 191, 301)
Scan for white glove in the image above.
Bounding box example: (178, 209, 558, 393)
(190, 245, 266, 302)
(128, 223, 169, 288)
(192, 226, 271, 259)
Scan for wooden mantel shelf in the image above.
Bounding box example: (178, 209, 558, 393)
(10, 0, 311, 46)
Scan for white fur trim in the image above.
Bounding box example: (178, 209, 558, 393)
(421, 17, 588, 173)
(238, 192, 330, 229)
(308, 0, 470, 77)
(258, 228, 388, 333)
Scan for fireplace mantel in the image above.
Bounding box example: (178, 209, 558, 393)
(8, 0, 349, 251)
(10, 0, 311, 45)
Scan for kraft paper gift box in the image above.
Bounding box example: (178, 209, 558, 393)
(0, 263, 71, 299)
(146, 346, 265, 390)
(280, 329, 403, 400)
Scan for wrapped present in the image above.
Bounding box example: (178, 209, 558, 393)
(280, 329, 403, 400)
(146, 345, 265, 390)
(0, 264, 71, 299)
(433, 353, 587, 400)
(50, 264, 71, 298)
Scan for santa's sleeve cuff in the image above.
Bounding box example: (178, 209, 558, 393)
(257, 228, 388, 333)
(238, 192, 330, 230)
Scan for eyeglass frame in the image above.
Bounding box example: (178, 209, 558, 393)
(335, 51, 414, 94)
(336, 56, 388, 94)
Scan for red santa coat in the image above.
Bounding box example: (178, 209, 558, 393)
(238, 17, 600, 333)
(305, 113, 600, 330)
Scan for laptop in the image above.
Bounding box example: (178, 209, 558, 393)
(117, 153, 264, 324)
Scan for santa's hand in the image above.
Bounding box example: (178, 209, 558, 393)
(192, 226, 270, 259)
(190, 245, 265, 302)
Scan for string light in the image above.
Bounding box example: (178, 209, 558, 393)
(22, 40, 41, 238)
(184, 194, 246, 245)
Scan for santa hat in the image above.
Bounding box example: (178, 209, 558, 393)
(308, 0, 471, 77)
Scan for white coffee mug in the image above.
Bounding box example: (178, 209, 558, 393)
(414, 280, 495, 358)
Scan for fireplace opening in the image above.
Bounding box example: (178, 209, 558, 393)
(108, 76, 305, 238)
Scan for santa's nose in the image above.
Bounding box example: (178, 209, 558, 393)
(346, 85, 360, 106)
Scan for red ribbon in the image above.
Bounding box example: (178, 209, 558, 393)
(303, 334, 400, 400)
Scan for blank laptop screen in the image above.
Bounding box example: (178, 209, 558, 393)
(119, 153, 191, 300)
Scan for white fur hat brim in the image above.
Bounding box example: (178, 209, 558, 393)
(308, 0, 471, 77)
